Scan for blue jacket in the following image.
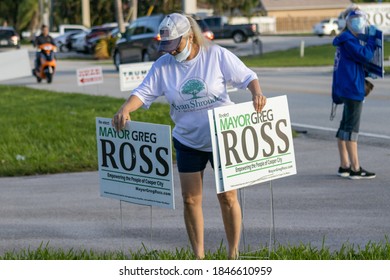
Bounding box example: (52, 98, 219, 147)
(332, 30, 376, 102)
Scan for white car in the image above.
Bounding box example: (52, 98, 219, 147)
(313, 18, 340, 36)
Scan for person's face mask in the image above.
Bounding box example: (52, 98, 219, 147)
(348, 17, 366, 34)
(174, 38, 191, 62)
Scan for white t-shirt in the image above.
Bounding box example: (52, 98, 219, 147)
(131, 44, 258, 152)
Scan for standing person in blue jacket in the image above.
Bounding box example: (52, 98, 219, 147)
(332, 8, 376, 179)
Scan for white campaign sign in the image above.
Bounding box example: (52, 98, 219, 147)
(96, 117, 175, 209)
(360, 3, 390, 35)
(209, 95, 296, 193)
(0, 49, 31, 81)
(119, 62, 154, 91)
(208, 109, 225, 194)
(119, 62, 237, 92)
(77, 66, 103, 86)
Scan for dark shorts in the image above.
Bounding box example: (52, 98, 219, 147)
(336, 97, 363, 142)
(173, 138, 214, 173)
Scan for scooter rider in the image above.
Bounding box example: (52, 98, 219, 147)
(34, 24, 56, 75)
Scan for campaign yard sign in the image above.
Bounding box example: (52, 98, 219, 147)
(77, 66, 103, 86)
(209, 95, 296, 193)
(118, 62, 238, 92)
(96, 118, 174, 209)
(364, 29, 384, 78)
(119, 62, 154, 91)
(0, 49, 31, 81)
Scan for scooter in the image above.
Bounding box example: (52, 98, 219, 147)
(33, 43, 57, 83)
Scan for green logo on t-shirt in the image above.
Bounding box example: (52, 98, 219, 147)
(172, 78, 221, 112)
(180, 78, 207, 101)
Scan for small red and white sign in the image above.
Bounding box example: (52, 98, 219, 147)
(77, 66, 103, 86)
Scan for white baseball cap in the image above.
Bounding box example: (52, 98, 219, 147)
(158, 13, 191, 52)
(346, 9, 367, 20)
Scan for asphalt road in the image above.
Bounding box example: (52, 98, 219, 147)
(0, 36, 389, 256)
(1, 129, 389, 256)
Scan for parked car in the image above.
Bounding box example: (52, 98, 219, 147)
(54, 30, 84, 52)
(57, 24, 88, 35)
(0, 27, 20, 49)
(113, 14, 214, 70)
(313, 18, 340, 36)
(85, 23, 118, 53)
(201, 16, 258, 43)
(109, 24, 129, 40)
(195, 17, 215, 41)
(50, 24, 89, 38)
(24, 24, 89, 45)
(69, 30, 89, 52)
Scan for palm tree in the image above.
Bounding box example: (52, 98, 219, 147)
(17, 0, 40, 33)
(0, 0, 39, 38)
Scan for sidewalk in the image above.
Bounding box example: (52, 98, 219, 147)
(1, 128, 389, 256)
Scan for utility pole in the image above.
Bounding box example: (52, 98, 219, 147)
(130, 0, 137, 22)
(81, 0, 91, 28)
(115, 0, 126, 33)
(39, 0, 50, 27)
(39, 0, 43, 26)
(182, 0, 197, 14)
(50, 0, 54, 30)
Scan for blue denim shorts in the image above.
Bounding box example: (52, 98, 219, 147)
(173, 138, 214, 173)
(336, 97, 363, 142)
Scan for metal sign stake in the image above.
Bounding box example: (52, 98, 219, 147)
(120, 200, 125, 254)
(239, 180, 276, 259)
(269, 180, 276, 257)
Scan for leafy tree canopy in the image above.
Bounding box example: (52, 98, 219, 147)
(4, 0, 385, 33)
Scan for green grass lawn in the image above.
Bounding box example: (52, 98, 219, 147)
(0, 85, 173, 176)
(1, 240, 389, 260)
(240, 41, 390, 70)
(241, 44, 336, 67)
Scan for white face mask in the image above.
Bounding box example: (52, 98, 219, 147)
(174, 38, 191, 62)
(347, 16, 366, 34)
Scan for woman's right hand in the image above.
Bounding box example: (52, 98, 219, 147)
(112, 108, 130, 131)
(111, 95, 144, 131)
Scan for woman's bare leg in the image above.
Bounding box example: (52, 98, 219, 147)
(217, 190, 241, 259)
(179, 171, 204, 259)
